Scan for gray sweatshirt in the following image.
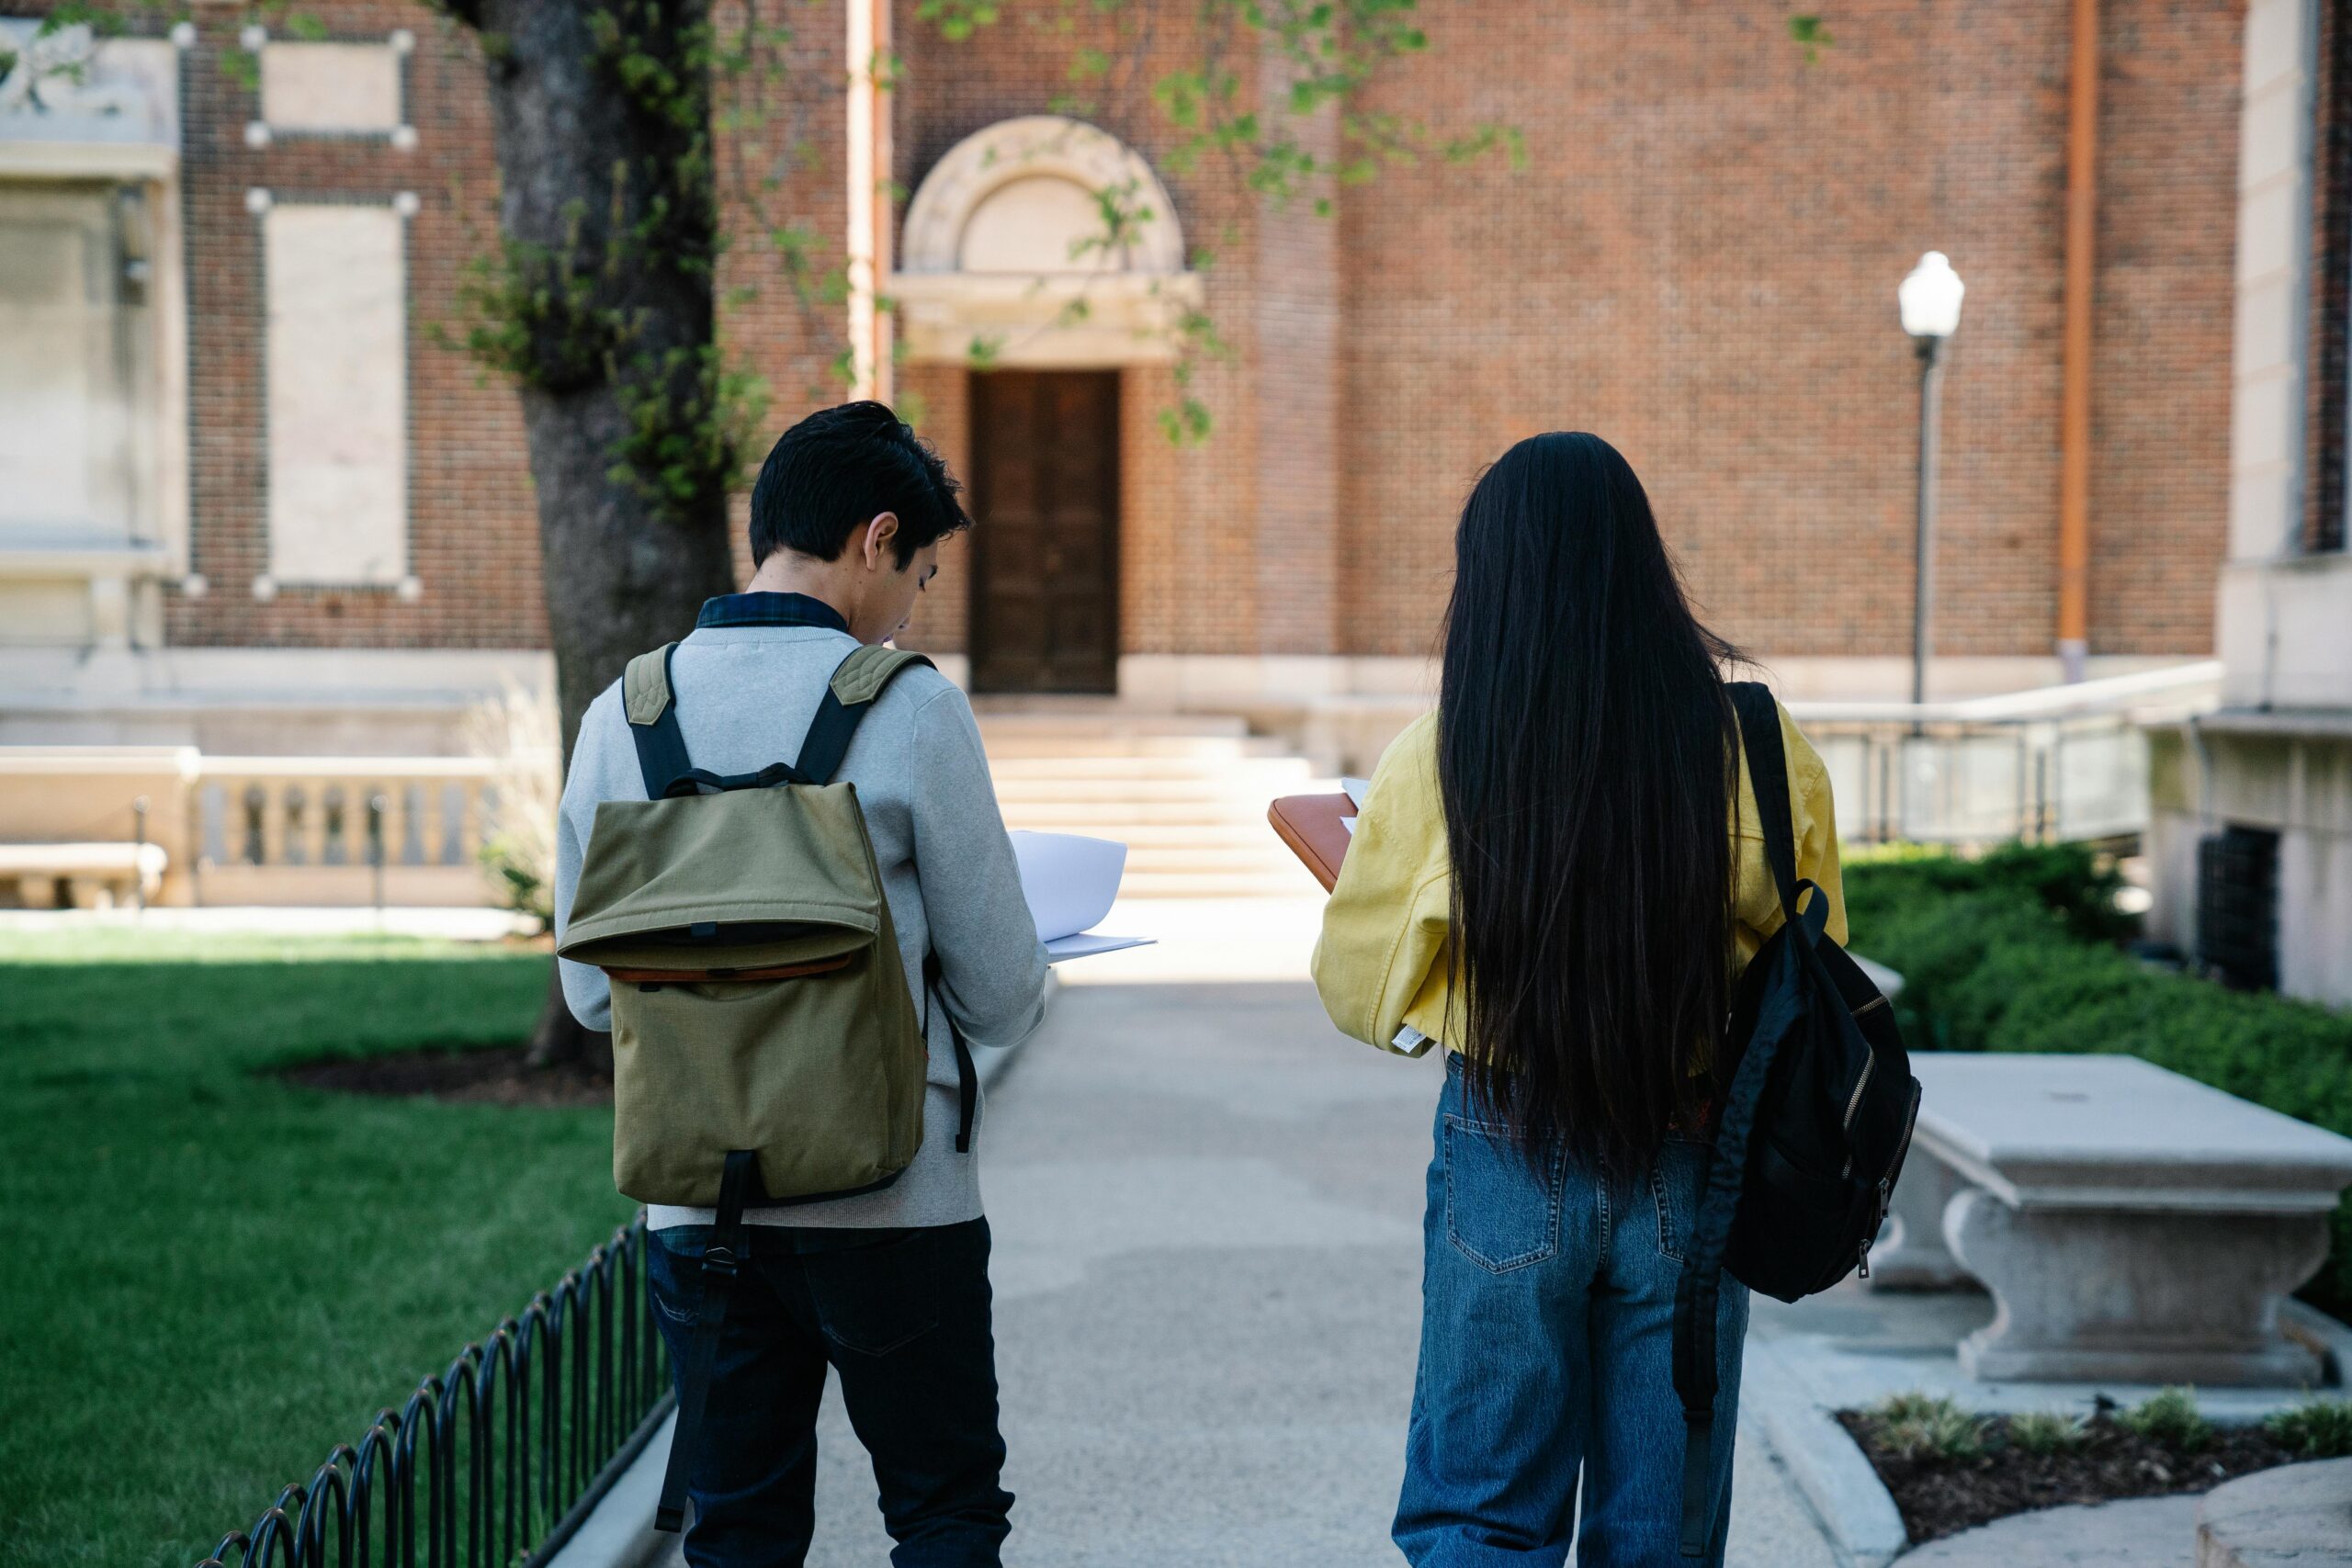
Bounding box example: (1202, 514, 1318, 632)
(553, 622, 1051, 1230)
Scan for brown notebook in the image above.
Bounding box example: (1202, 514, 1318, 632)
(1268, 793, 1356, 892)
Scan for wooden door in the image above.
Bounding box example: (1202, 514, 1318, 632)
(968, 370, 1120, 693)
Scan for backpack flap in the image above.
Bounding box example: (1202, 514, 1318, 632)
(559, 784, 886, 972)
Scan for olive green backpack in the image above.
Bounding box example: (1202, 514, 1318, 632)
(555, 641, 975, 1533)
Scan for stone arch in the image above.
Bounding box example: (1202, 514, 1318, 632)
(900, 115, 1187, 277)
(892, 115, 1200, 367)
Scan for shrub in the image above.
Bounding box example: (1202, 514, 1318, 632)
(1870, 1389, 1959, 1424)
(1845, 849, 2352, 1320)
(2267, 1397, 2352, 1459)
(462, 681, 560, 935)
(1871, 1393, 1988, 1464)
(2118, 1387, 2213, 1453)
(1844, 840, 2138, 945)
(2004, 1410, 2088, 1456)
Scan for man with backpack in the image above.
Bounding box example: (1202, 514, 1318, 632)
(553, 401, 1051, 1565)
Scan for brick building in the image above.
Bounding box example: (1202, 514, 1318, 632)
(2, 1, 2243, 768)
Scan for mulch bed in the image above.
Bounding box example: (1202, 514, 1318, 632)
(1838, 1408, 2296, 1545)
(278, 1044, 614, 1107)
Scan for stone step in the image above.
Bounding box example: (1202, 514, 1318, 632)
(979, 732, 1289, 761)
(992, 774, 1310, 805)
(1040, 821, 1291, 850)
(971, 705, 1317, 898)
(988, 755, 1317, 784)
(1001, 801, 1258, 829)
(1119, 868, 1319, 898)
(1005, 821, 1293, 861)
(1120, 842, 1301, 872)
(972, 707, 1253, 739)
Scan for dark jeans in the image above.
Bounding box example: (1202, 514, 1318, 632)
(647, 1217, 1012, 1568)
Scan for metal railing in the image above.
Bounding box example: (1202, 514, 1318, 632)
(1786, 661, 2222, 846)
(197, 1215, 671, 1568)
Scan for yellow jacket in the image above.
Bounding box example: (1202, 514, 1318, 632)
(1309, 702, 1846, 1056)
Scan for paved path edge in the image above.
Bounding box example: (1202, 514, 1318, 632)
(1746, 1338, 1910, 1568)
(2194, 1456, 2352, 1568)
(546, 1412, 677, 1568)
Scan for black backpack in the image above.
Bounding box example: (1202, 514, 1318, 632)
(1671, 683, 1922, 1557)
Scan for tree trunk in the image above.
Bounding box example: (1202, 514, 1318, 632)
(527, 964, 612, 1077)
(458, 0, 741, 1066)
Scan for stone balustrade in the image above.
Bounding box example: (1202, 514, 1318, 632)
(188, 758, 512, 906)
(0, 745, 542, 908)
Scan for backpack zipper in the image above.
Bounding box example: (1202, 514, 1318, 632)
(1838, 1050, 1879, 1176)
(1842, 1050, 1878, 1131)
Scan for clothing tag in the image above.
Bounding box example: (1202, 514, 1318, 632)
(1392, 1024, 1431, 1056)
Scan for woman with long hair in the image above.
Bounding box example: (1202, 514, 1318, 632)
(1312, 432, 1845, 1565)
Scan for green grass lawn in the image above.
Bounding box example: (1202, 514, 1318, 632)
(0, 930, 634, 1568)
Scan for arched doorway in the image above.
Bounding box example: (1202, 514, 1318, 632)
(896, 117, 1199, 694)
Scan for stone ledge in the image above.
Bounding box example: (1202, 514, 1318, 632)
(2195, 1457, 2352, 1568)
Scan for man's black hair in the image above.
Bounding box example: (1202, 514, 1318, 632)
(748, 401, 972, 569)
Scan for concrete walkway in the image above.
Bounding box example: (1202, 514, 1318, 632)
(687, 977, 1841, 1567)
(1891, 1495, 2200, 1567)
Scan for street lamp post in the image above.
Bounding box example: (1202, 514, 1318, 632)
(1899, 252, 1965, 716)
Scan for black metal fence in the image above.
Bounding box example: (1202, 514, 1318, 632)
(198, 1214, 673, 1568)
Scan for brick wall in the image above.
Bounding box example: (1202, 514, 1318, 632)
(75, 0, 2244, 667)
(164, 3, 543, 649)
(884, 0, 2237, 664)
(1333, 0, 2236, 662)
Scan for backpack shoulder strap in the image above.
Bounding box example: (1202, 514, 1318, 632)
(794, 647, 937, 784)
(623, 643, 693, 800)
(1728, 682, 1799, 919)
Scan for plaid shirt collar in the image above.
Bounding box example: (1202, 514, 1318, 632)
(695, 592, 851, 634)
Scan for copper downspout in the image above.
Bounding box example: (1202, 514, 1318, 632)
(2057, 0, 2100, 682)
(845, 0, 894, 402)
(870, 0, 894, 405)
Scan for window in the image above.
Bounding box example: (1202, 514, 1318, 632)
(2196, 825, 2280, 991)
(0, 182, 146, 546)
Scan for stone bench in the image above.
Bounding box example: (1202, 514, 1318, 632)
(0, 841, 167, 909)
(1870, 1054, 2352, 1386)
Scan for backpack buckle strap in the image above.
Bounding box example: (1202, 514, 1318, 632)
(624, 643, 695, 801)
(1677, 1411, 1717, 1556)
(922, 950, 980, 1154)
(655, 1149, 758, 1534)
(793, 649, 936, 784)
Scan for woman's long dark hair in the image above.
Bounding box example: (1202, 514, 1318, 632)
(1439, 432, 1742, 1169)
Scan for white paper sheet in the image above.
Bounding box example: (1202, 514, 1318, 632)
(1044, 932, 1154, 963)
(1340, 775, 1370, 835)
(1011, 830, 1124, 940)
(1010, 830, 1151, 962)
